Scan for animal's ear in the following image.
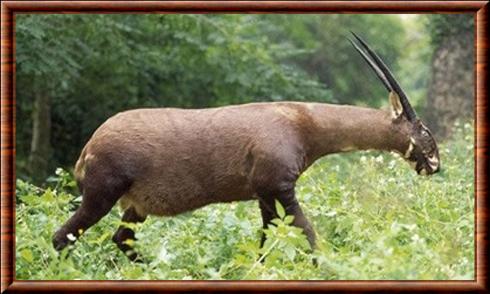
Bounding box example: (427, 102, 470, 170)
(389, 91, 403, 120)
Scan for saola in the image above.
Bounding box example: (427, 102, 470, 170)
(53, 33, 440, 261)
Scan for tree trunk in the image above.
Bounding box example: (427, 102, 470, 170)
(425, 34, 474, 140)
(27, 89, 52, 184)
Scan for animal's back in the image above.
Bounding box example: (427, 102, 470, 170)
(75, 102, 310, 217)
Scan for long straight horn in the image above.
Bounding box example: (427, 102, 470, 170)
(350, 32, 417, 122)
(348, 38, 393, 93)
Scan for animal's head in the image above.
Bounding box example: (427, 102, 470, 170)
(350, 32, 440, 176)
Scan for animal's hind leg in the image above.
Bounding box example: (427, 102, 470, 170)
(52, 175, 130, 252)
(112, 206, 146, 262)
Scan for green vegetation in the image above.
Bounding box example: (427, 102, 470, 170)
(426, 14, 474, 47)
(16, 122, 474, 280)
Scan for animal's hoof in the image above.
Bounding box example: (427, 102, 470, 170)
(126, 251, 145, 263)
(52, 230, 74, 251)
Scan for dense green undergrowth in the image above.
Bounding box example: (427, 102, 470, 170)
(16, 122, 474, 280)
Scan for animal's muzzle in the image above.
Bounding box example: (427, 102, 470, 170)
(417, 164, 440, 176)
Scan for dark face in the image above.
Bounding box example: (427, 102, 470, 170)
(404, 120, 440, 175)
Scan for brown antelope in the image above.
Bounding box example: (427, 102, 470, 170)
(53, 33, 440, 261)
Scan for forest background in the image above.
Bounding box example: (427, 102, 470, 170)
(14, 14, 475, 280)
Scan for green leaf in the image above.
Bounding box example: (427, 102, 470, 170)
(19, 194, 39, 206)
(284, 245, 296, 261)
(284, 215, 295, 225)
(275, 200, 286, 219)
(270, 219, 282, 226)
(20, 249, 34, 263)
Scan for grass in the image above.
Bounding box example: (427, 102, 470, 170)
(15, 121, 474, 280)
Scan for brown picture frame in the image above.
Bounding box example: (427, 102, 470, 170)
(1, 1, 488, 292)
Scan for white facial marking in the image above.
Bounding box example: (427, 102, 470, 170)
(428, 154, 438, 165)
(428, 160, 439, 170)
(67, 233, 77, 241)
(410, 137, 416, 144)
(427, 154, 439, 171)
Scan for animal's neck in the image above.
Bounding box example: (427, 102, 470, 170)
(304, 103, 408, 163)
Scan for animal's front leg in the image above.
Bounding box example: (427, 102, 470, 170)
(258, 188, 316, 250)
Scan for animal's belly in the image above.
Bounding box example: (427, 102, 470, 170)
(120, 176, 255, 217)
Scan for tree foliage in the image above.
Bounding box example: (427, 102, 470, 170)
(426, 14, 474, 47)
(261, 14, 405, 107)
